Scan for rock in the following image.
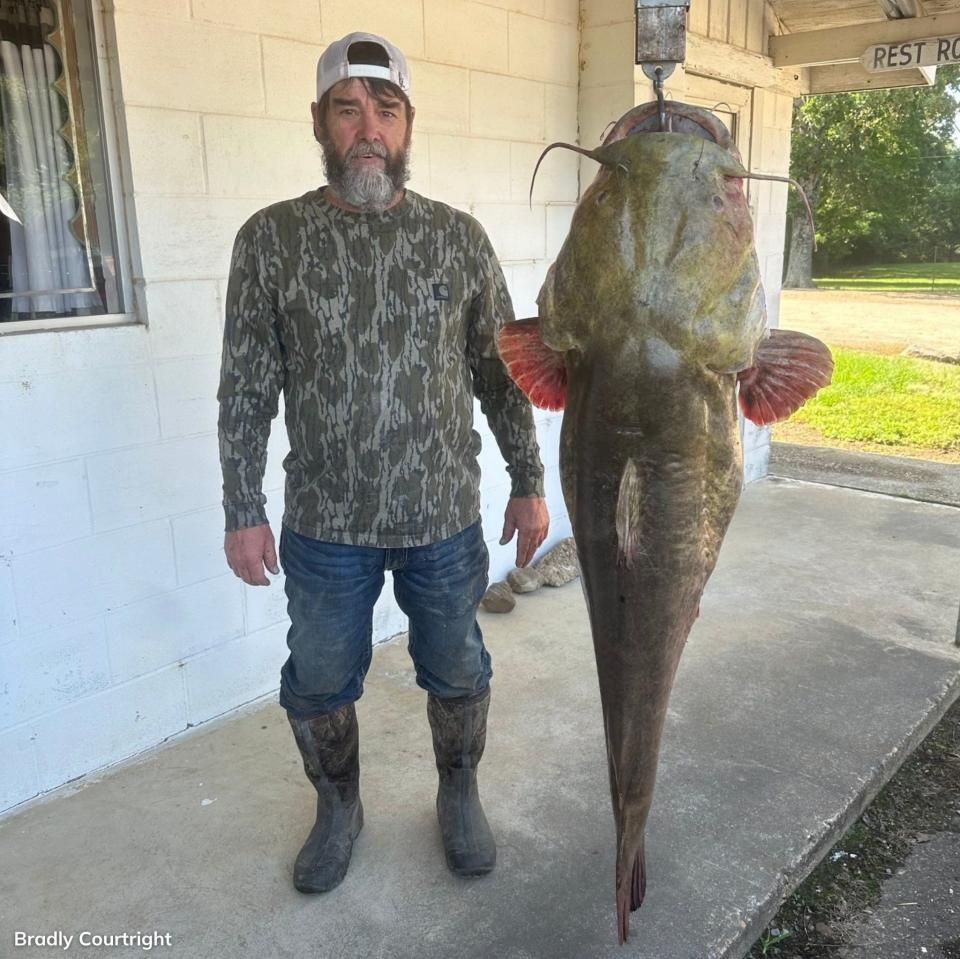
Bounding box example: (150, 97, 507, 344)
(535, 537, 580, 586)
(901, 345, 960, 365)
(481, 581, 516, 613)
(815, 922, 836, 939)
(507, 566, 543, 594)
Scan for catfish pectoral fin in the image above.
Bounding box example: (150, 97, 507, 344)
(497, 317, 568, 411)
(737, 329, 834, 425)
(615, 458, 643, 569)
(616, 842, 647, 945)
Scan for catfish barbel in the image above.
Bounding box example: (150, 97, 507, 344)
(498, 101, 833, 944)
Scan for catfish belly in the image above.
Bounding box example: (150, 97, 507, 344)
(561, 338, 744, 942)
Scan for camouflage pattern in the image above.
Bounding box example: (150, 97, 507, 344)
(217, 187, 544, 546)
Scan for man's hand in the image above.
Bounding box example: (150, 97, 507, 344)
(225, 523, 280, 586)
(500, 496, 550, 569)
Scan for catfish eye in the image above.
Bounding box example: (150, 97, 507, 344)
(712, 195, 724, 209)
(596, 191, 609, 206)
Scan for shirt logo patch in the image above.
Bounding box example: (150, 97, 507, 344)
(432, 282, 450, 301)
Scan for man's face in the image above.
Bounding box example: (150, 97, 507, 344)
(311, 78, 414, 212)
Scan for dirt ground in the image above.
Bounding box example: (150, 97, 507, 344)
(747, 697, 960, 959)
(773, 420, 960, 465)
(779, 289, 960, 357)
(774, 289, 960, 465)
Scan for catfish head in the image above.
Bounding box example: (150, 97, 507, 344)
(502, 101, 831, 427)
(537, 121, 766, 376)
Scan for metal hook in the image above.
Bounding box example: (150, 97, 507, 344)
(654, 67, 667, 132)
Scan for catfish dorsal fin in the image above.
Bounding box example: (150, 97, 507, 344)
(615, 458, 643, 568)
(497, 318, 567, 411)
(737, 329, 834, 426)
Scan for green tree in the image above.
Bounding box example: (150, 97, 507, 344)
(783, 65, 960, 287)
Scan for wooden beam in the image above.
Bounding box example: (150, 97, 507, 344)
(808, 62, 937, 93)
(876, 0, 921, 18)
(770, 10, 960, 67)
(685, 33, 807, 96)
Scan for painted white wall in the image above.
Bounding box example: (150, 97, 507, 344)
(742, 86, 795, 481)
(0, 0, 579, 814)
(0, 0, 796, 815)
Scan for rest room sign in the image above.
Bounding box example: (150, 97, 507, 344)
(862, 34, 960, 71)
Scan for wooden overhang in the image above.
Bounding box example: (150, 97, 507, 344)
(767, 0, 960, 93)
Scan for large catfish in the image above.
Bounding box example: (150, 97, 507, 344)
(498, 102, 833, 944)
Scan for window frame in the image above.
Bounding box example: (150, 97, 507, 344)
(0, 0, 139, 337)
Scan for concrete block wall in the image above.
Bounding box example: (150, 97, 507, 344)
(749, 87, 794, 322)
(742, 86, 794, 481)
(0, 0, 580, 814)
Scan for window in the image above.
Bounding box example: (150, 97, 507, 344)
(0, 0, 130, 332)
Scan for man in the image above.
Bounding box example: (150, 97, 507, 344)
(217, 32, 550, 896)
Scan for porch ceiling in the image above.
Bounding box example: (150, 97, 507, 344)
(770, 0, 960, 34)
(767, 0, 960, 93)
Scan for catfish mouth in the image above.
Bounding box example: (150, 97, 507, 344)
(603, 101, 817, 248)
(528, 101, 744, 204)
(602, 100, 739, 156)
(529, 98, 816, 248)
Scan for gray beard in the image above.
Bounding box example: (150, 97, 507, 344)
(322, 139, 410, 213)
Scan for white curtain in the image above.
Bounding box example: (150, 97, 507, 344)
(0, 37, 99, 315)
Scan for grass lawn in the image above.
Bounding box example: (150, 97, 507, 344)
(772, 347, 960, 463)
(814, 261, 960, 293)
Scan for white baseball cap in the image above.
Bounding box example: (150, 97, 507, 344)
(316, 32, 412, 102)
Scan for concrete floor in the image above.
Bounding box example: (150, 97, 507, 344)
(2, 477, 959, 959)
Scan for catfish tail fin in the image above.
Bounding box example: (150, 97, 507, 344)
(616, 843, 647, 945)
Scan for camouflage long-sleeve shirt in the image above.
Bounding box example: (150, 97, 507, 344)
(217, 187, 544, 547)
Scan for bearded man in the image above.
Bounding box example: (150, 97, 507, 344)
(217, 33, 549, 895)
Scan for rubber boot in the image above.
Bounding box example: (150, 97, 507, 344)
(427, 687, 496, 877)
(287, 702, 363, 893)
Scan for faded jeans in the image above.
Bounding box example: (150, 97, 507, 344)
(278, 521, 492, 719)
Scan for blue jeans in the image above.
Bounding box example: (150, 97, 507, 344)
(278, 521, 492, 719)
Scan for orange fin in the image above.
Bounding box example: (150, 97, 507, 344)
(737, 329, 833, 426)
(497, 318, 567, 411)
